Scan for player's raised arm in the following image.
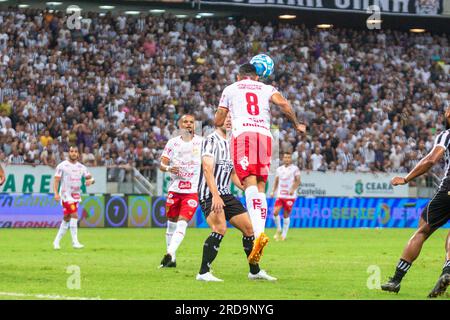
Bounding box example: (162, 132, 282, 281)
(214, 107, 229, 128)
(270, 92, 306, 135)
(392, 144, 445, 186)
(215, 86, 230, 127)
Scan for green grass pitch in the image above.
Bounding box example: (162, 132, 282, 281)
(0, 228, 449, 300)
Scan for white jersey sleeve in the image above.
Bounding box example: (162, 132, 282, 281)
(434, 130, 450, 150)
(55, 162, 64, 178)
(161, 138, 175, 160)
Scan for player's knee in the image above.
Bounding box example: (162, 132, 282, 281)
(214, 224, 227, 235)
(242, 225, 254, 237)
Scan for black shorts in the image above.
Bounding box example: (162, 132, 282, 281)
(200, 194, 247, 221)
(421, 191, 450, 229)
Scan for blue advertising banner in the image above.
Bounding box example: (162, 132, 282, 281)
(2, 194, 449, 229)
(195, 197, 450, 229)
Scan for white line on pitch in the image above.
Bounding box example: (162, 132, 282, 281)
(0, 292, 103, 300)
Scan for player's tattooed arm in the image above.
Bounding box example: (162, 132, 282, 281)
(271, 92, 306, 134)
(392, 145, 445, 186)
(160, 156, 179, 175)
(271, 176, 279, 198)
(214, 107, 228, 128)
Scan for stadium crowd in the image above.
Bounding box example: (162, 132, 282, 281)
(0, 7, 449, 184)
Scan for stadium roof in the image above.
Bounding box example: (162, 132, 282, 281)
(2, 0, 449, 32)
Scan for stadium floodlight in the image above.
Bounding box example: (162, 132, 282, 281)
(175, 14, 188, 18)
(198, 12, 214, 17)
(99, 5, 115, 10)
(195, 14, 202, 19)
(150, 9, 165, 13)
(125, 11, 140, 15)
(279, 14, 296, 19)
(317, 24, 333, 29)
(18, 4, 30, 8)
(410, 28, 426, 33)
(66, 5, 81, 13)
(46, 1, 63, 5)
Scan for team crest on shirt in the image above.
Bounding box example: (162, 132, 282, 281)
(71, 204, 76, 211)
(192, 147, 200, 156)
(187, 199, 198, 208)
(287, 201, 293, 206)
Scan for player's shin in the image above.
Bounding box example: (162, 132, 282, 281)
(199, 232, 224, 275)
(166, 221, 177, 254)
(282, 217, 290, 239)
(54, 220, 69, 245)
(258, 192, 268, 234)
(69, 218, 80, 245)
(167, 220, 188, 261)
(245, 186, 262, 237)
(274, 214, 281, 232)
(243, 235, 261, 275)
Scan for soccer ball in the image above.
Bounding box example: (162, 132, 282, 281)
(250, 54, 274, 78)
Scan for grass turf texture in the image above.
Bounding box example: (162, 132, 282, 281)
(0, 228, 449, 300)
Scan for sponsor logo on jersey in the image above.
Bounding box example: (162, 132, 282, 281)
(187, 199, 198, 208)
(71, 193, 81, 200)
(166, 198, 175, 205)
(178, 181, 192, 190)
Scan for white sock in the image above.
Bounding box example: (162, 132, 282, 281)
(258, 192, 268, 234)
(282, 217, 290, 239)
(274, 215, 281, 232)
(167, 220, 188, 261)
(245, 185, 262, 237)
(69, 218, 80, 245)
(166, 221, 177, 260)
(54, 220, 69, 245)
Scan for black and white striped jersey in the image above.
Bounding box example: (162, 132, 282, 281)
(198, 131, 234, 201)
(434, 130, 450, 192)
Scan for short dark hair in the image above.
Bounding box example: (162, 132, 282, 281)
(239, 63, 257, 76)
